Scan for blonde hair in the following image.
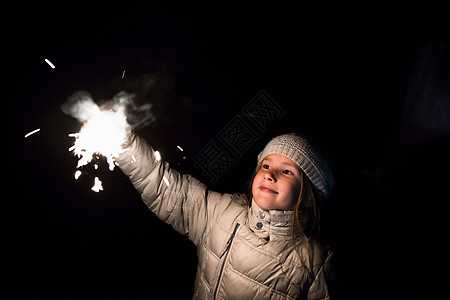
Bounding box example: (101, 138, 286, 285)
(246, 160, 323, 270)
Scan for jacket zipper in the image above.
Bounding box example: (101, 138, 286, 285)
(213, 223, 240, 300)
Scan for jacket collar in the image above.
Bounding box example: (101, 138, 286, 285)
(248, 199, 294, 241)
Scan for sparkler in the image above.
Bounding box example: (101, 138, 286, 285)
(65, 97, 131, 192)
(63, 90, 154, 193)
(68, 106, 130, 172)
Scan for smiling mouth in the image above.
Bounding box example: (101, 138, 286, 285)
(259, 186, 278, 194)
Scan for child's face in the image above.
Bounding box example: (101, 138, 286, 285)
(252, 154, 303, 211)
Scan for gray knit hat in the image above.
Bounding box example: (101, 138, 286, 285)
(257, 133, 334, 204)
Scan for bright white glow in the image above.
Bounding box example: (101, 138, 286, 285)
(122, 70, 126, 78)
(67, 102, 131, 192)
(44, 58, 55, 69)
(91, 177, 103, 192)
(24, 128, 40, 138)
(155, 151, 161, 161)
(163, 176, 170, 187)
(69, 106, 129, 171)
(177, 145, 184, 151)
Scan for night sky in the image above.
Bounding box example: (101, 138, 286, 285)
(4, 2, 450, 299)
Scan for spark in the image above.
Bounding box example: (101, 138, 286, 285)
(163, 176, 170, 187)
(44, 58, 55, 69)
(155, 151, 161, 161)
(24, 128, 40, 138)
(122, 70, 126, 78)
(177, 145, 184, 151)
(91, 177, 103, 192)
(74, 170, 82, 180)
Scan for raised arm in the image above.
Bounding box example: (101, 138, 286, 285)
(115, 135, 211, 245)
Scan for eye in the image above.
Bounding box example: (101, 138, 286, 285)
(282, 169, 293, 175)
(262, 164, 270, 169)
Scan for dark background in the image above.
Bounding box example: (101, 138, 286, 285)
(3, 1, 450, 299)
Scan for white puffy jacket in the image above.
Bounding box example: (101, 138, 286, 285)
(116, 136, 335, 299)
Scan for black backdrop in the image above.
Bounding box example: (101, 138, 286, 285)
(4, 1, 450, 299)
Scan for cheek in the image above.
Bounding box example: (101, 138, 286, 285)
(281, 181, 301, 208)
(251, 171, 262, 194)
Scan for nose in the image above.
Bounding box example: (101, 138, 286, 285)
(264, 172, 276, 182)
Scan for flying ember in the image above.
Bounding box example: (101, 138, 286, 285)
(45, 58, 55, 69)
(91, 177, 103, 192)
(24, 128, 41, 138)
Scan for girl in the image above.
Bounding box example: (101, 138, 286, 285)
(116, 132, 335, 299)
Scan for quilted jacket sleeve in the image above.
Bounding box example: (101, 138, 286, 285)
(115, 135, 213, 246)
(306, 251, 336, 300)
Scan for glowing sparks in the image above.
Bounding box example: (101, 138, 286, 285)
(91, 177, 103, 192)
(63, 90, 155, 193)
(44, 58, 55, 69)
(74, 170, 82, 180)
(66, 100, 131, 192)
(122, 70, 126, 78)
(155, 151, 161, 161)
(24, 128, 40, 138)
(69, 106, 129, 171)
(177, 145, 184, 151)
(163, 176, 170, 187)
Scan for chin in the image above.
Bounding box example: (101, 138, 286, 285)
(253, 197, 276, 211)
